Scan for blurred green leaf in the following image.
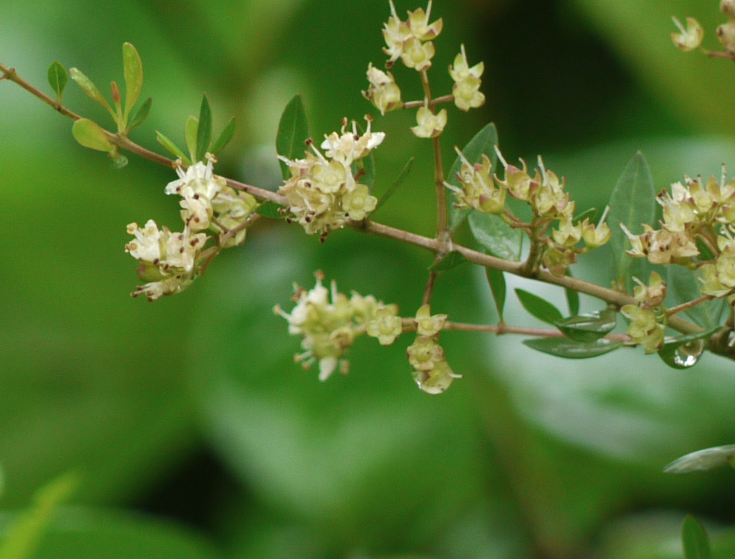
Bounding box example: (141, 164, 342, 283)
(657, 327, 718, 370)
(430, 251, 468, 272)
(556, 309, 616, 342)
(515, 289, 563, 325)
(69, 68, 113, 116)
(669, 266, 724, 329)
(276, 94, 310, 180)
(0, 508, 222, 559)
(155, 131, 188, 164)
(196, 94, 212, 162)
(46, 62, 68, 101)
(210, 116, 237, 156)
(127, 97, 151, 132)
(122, 43, 142, 120)
(664, 444, 735, 474)
(523, 337, 622, 359)
(375, 157, 414, 212)
(565, 271, 580, 317)
(572, 207, 596, 226)
(72, 119, 114, 152)
(0, 472, 78, 559)
(485, 266, 506, 323)
(257, 201, 289, 219)
(184, 116, 199, 163)
(607, 152, 655, 291)
(682, 515, 711, 559)
(468, 212, 522, 262)
(447, 123, 498, 231)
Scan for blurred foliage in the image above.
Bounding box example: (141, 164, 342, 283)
(2, 0, 735, 558)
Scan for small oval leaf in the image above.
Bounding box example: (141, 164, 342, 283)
(469, 211, 522, 261)
(682, 514, 711, 559)
(485, 266, 506, 322)
(47, 61, 68, 100)
(69, 68, 113, 115)
(127, 97, 152, 131)
(72, 118, 114, 152)
(523, 337, 622, 359)
(664, 444, 735, 474)
(515, 289, 563, 325)
(155, 131, 189, 164)
(556, 309, 617, 342)
(122, 42, 143, 118)
(276, 94, 310, 179)
(185, 116, 199, 163)
(196, 93, 213, 162)
(210, 116, 237, 155)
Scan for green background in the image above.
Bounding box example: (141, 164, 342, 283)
(1, 0, 735, 557)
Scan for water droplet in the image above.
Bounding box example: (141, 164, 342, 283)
(672, 339, 705, 368)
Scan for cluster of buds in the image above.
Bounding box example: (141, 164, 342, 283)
(276, 272, 403, 381)
(671, 1, 735, 55)
(363, 64, 403, 116)
(620, 272, 667, 353)
(126, 156, 257, 300)
(450, 148, 610, 276)
(406, 305, 459, 394)
(623, 170, 735, 303)
(278, 118, 383, 239)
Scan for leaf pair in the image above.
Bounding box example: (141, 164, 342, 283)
(156, 94, 236, 165)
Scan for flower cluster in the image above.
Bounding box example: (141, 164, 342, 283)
(363, 64, 403, 115)
(275, 272, 397, 381)
(449, 148, 610, 276)
(620, 272, 667, 353)
(382, 0, 443, 71)
(407, 305, 459, 394)
(449, 45, 485, 112)
(622, 170, 735, 304)
(672, 1, 735, 55)
(126, 156, 258, 300)
(278, 118, 383, 238)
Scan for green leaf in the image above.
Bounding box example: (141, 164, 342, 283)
(515, 289, 563, 325)
(485, 266, 506, 322)
(682, 515, 711, 559)
(430, 251, 468, 272)
(664, 444, 735, 474)
(69, 68, 113, 116)
(669, 266, 725, 329)
(657, 326, 719, 370)
(523, 337, 622, 359)
(46, 61, 68, 101)
(257, 201, 290, 219)
(184, 116, 199, 163)
(122, 43, 143, 120)
(468, 211, 522, 261)
(375, 157, 414, 212)
(196, 94, 213, 162)
(0, 471, 79, 559)
(565, 270, 580, 316)
(72, 119, 114, 152)
(276, 94, 310, 180)
(447, 123, 498, 231)
(155, 131, 189, 164)
(0, 507, 223, 559)
(555, 309, 616, 342)
(127, 97, 151, 131)
(210, 116, 236, 156)
(607, 152, 655, 291)
(571, 207, 596, 226)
